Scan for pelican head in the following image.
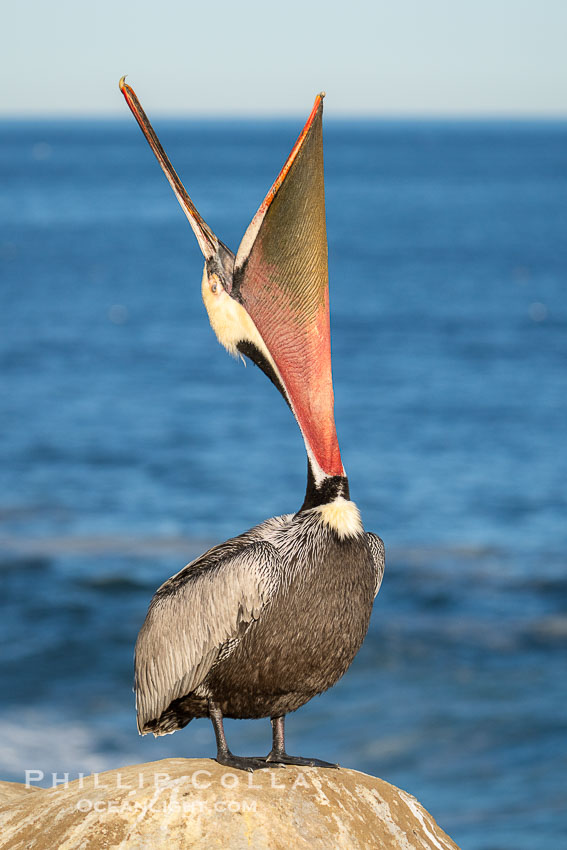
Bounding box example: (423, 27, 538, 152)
(120, 78, 343, 491)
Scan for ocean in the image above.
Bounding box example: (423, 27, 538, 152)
(1, 116, 566, 849)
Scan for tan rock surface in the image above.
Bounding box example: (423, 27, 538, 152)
(0, 781, 40, 807)
(0, 758, 460, 850)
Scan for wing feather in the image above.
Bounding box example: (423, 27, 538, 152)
(365, 532, 385, 598)
(135, 539, 280, 733)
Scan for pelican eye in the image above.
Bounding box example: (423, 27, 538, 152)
(209, 273, 222, 294)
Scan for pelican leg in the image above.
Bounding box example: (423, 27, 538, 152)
(208, 700, 274, 772)
(266, 715, 339, 768)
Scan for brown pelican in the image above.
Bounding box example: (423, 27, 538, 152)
(120, 78, 384, 771)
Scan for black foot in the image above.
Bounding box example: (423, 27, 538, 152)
(266, 751, 339, 768)
(215, 752, 283, 772)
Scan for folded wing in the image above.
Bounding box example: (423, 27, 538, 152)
(135, 540, 280, 733)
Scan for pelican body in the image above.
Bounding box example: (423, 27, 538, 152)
(120, 79, 384, 770)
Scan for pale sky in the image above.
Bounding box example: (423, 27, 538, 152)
(2, 0, 566, 117)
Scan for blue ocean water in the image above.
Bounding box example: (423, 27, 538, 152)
(1, 116, 566, 848)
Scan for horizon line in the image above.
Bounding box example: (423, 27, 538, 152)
(1, 109, 567, 123)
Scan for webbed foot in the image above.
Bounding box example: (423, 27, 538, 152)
(215, 752, 271, 772)
(266, 751, 339, 768)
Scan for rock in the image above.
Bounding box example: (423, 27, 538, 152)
(0, 758, 460, 849)
(0, 781, 40, 807)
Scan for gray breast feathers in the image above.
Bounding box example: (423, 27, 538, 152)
(135, 539, 280, 733)
(365, 532, 385, 598)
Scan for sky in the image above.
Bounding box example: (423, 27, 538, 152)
(2, 0, 566, 117)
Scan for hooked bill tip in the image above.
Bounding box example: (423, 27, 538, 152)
(119, 75, 127, 92)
